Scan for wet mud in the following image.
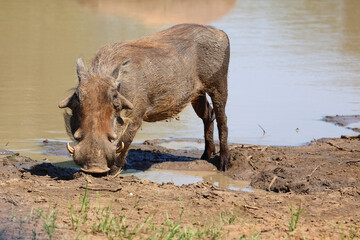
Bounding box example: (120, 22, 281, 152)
(0, 136, 360, 239)
(323, 115, 360, 132)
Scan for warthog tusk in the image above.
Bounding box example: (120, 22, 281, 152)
(116, 142, 124, 153)
(116, 142, 124, 157)
(66, 142, 74, 155)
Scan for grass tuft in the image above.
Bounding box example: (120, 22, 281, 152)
(69, 182, 90, 230)
(288, 203, 302, 233)
(64, 189, 262, 239)
(39, 206, 57, 240)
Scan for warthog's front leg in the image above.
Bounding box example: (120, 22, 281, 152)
(111, 119, 143, 174)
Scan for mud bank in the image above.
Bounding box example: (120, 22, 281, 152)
(0, 136, 360, 239)
(323, 115, 360, 132)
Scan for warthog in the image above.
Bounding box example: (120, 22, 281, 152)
(59, 24, 230, 174)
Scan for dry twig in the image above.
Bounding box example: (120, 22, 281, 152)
(268, 176, 278, 191)
(80, 185, 122, 192)
(241, 144, 260, 149)
(230, 144, 270, 151)
(346, 160, 360, 165)
(307, 163, 325, 178)
(243, 205, 259, 210)
(247, 156, 258, 170)
(261, 145, 269, 151)
(327, 142, 348, 151)
(112, 169, 123, 178)
(327, 141, 360, 152)
(341, 134, 360, 139)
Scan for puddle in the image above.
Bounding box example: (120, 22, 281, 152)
(140, 138, 205, 151)
(122, 169, 254, 192)
(12, 139, 255, 192)
(3, 139, 72, 163)
(159, 141, 204, 151)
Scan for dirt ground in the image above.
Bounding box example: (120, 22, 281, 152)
(0, 134, 360, 239)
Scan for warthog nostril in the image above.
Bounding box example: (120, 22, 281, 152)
(66, 142, 74, 155)
(108, 132, 118, 142)
(74, 130, 82, 141)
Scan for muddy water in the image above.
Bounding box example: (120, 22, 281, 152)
(121, 169, 255, 192)
(221, 0, 360, 145)
(1, 0, 360, 186)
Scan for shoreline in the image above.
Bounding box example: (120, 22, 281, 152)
(0, 135, 359, 238)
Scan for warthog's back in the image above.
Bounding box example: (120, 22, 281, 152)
(151, 24, 230, 85)
(90, 24, 229, 122)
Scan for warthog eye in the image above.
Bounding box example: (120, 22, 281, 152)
(117, 117, 124, 125)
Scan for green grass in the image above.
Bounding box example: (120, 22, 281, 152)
(146, 212, 224, 240)
(341, 224, 360, 240)
(3, 206, 39, 239)
(288, 203, 302, 233)
(39, 206, 57, 240)
(69, 182, 90, 230)
(66, 187, 251, 239)
(239, 224, 261, 240)
(9, 206, 16, 222)
(92, 191, 115, 234)
(4, 185, 360, 240)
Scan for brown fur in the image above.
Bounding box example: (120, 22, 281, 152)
(59, 24, 231, 173)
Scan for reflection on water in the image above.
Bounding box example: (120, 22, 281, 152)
(1, 0, 360, 159)
(76, 0, 236, 25)
(219, 0, 360, 145)
(122, 169, 254, 192)
(158, 139, 204, 151)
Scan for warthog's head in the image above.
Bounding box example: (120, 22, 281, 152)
(59, 58, 133, 174)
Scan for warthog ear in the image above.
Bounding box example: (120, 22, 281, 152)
(59, 94, 72, 108)
(112, 59, 131, 84)
(76, 57, 87, 82)
(59, 93, 78, 109)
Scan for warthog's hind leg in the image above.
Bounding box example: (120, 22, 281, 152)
(209, 90, 230, 171)
(191, 94, 216, 160)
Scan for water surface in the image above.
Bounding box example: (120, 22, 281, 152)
(121, 169, 254, 192)
(1, 0, 360, 159)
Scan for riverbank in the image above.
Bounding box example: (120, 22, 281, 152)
(0, 136, 359, 239)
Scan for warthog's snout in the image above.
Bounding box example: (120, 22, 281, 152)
(65, 141, 124, 174)
(80, 166, 110, 174)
